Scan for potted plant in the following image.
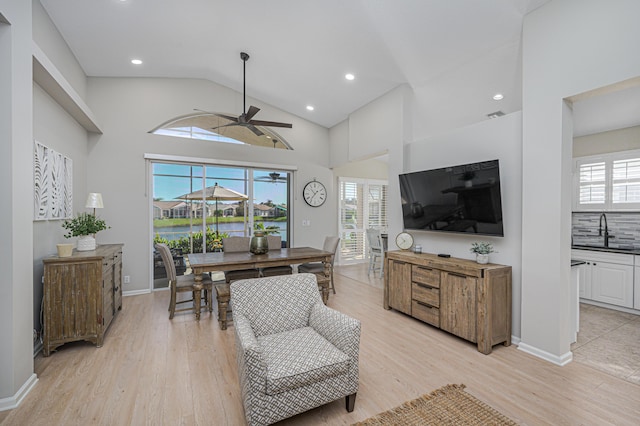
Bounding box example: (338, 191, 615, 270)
(62, 212, 109, 251)
(469, 241, 495, 264)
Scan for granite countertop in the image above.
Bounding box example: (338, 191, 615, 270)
(571, 245, 640, 255)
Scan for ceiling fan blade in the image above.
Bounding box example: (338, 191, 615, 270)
(212, 112, 239, 122)
(245, 105, 260, 121)
(246, 124, 264, 136)
(211, 123, 239, 131)
(249, 120, 293, 128)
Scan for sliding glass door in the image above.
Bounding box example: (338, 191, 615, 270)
(152, 161, 290, 288)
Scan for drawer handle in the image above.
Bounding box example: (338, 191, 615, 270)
(448, 272, 468, 278)
(416, 282, 435, 290)
(416, 300, 435, 309)
(417, 266, 433, 271)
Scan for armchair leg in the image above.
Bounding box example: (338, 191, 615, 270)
(346, 393, 357, 412)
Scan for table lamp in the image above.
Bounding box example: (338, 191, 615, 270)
(85, 192, 104, 216)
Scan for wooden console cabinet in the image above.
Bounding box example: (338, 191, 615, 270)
(42, 244, 123, 356)
(384, 250, 511, 354)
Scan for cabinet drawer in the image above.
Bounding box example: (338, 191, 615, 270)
(412, 300, 440, 327)
(412, 282, 440, 307)
(412, 265, 440, 288)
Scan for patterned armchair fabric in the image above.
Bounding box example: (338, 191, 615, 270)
(231, 273, 361, 426)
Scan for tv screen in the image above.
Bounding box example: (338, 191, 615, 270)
(399, 159, 504, 236)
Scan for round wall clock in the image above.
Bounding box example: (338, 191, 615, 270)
(303, 180, 327, 207)
(395, 232, 414, 250)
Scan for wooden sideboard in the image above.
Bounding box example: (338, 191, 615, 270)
(384, 250, 511, 354)
(42, 244, 123, 356)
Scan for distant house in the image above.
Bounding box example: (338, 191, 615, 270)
(254, 204, 273, 218)
(153, 201, 189, 219)
(254, 203, 287, 218)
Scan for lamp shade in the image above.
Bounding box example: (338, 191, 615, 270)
(85, 193, 104, 209)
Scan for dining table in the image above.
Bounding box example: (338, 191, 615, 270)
(187, 247, 334, 320)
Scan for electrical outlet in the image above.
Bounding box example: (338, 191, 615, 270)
(302, 219, 311, 226)
(124, 275, 130, 284)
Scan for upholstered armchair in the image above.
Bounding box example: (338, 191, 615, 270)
(231, 273, 361, 426)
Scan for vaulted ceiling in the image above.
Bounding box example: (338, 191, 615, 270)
(40, 0, 639, 136)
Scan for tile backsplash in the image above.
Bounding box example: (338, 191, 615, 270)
(572, 212, 640, 249)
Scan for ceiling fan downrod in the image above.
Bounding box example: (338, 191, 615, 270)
(241, 52, 249, 115)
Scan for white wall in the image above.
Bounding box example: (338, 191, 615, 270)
(574, 125, 640, 157)
(332, 158, 388, 180)
(521, 0, 640, 364)
(0, 0, 36, 408)
(404, 112, 523, 337)
(347, 86, 405, 161)
(86, 77, 334, 293)
(31, 0, 86, 99)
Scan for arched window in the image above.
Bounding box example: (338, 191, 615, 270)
(149, 112, 292, 149)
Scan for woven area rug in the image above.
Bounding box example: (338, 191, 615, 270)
(352, 384, 517, 426)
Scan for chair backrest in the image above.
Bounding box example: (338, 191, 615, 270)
(266, 235, 282, 250)
(322, 236, 341, 265)
(222, 236, 251, 253)
(155, 243, 176, 282)
(230, 273, 323, 337)
(366, 228, 383, 252)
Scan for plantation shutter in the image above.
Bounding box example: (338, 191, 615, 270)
(612, 157, 640, 207)
(338, 178, 388, 264)
(578, 161, 606, 206)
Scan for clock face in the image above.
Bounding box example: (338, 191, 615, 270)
(396, 232, 414, 250)
(303, 181, 327, 207)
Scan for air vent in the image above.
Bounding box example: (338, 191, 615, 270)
(487, 111, 505, 119)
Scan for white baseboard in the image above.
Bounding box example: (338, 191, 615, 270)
(0, 373, 38, 412)
(517, 342, 573, 366)
(123, 288, 151, 297)
(511, 335, 521, 345)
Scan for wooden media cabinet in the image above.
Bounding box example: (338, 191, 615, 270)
(384, 250, 511, 354)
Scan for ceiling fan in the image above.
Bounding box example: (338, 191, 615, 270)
(255, 171, 288, 183)
(210, 52, 293, 137)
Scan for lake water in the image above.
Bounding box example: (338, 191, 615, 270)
(154, 221, 288, 244)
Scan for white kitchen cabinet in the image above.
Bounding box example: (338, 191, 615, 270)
(571, 249, 634, 309)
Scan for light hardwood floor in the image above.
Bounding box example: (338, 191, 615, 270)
(2, 264, 640, 425)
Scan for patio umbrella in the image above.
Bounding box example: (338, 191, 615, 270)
(177, 183, 248, 234)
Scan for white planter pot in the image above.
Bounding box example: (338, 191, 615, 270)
(476, 253, 489, 264)
(77, 235, 96, 251)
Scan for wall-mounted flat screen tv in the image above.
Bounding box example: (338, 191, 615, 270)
(399, 159, 504, 236)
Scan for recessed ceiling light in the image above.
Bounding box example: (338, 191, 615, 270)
(493, 93, 504, 100)
(131, 59, 143, 65)
(306, 105, 314, 111)
(345, 73, 355, 81)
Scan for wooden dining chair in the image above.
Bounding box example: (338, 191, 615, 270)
(297, 236, 340, 293)
(155, 243, 213, 319)
(222, 237, 260, 283)
(260, 235, 293, 277)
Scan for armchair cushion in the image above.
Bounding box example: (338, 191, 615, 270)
(258, 327, 350, 395)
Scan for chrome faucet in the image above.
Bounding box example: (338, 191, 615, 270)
(599, 213, 614, 247)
